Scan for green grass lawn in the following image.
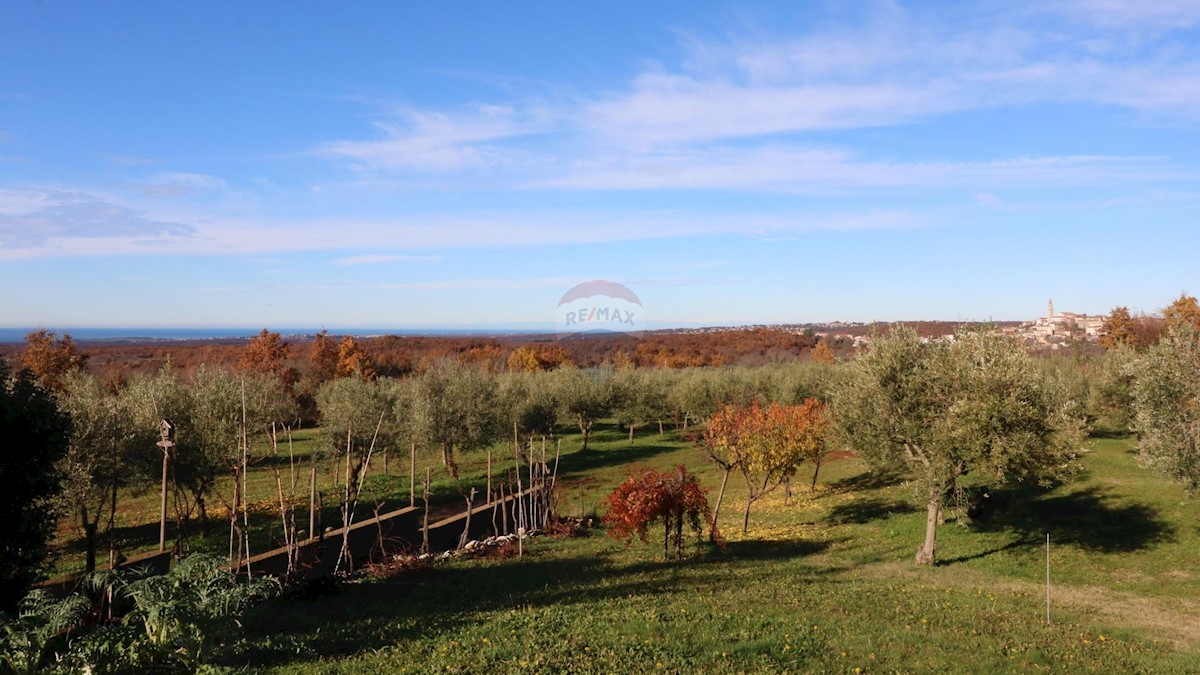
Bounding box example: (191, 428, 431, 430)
(201, 426, 1200, 673)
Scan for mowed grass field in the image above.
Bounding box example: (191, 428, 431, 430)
(186, 424, 1200, 673)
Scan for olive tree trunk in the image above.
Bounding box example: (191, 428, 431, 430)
(710, 467, 732, 540)
(915, 489, 941, 565)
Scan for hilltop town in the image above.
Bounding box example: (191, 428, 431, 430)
(665, 300, 1109, 350)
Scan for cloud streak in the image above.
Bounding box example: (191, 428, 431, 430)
(0, 188, 193, 249)
(332, 254, 444, 265)
(319, 104, 556, 172)
(0, 191, 925, 259)
(537, 151, 1180, 192)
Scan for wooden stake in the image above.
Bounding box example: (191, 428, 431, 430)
(158, 446, 169, 553)
(491, 483, 499, 536)
(514, 444, 525, 557)
(459, 487, 476, 549)
(548, 439, 562, 527)
(309, 463, 317, 540)
(337, 412, 385, 574)
(240, 379, 251, 577)
(500, 482, 508, 535)
(409, 441, 416, 508)
(421, 467, 431, 554)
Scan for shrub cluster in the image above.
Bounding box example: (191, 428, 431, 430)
(602, 465, 715, 560)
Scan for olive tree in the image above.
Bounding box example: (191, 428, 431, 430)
(641, 368, 676, 435)
(766, 361, 837, 405)
(669, 369, 722, 429)
(497, 371, 558, 444)
(410, 360, 501, 476)
(611, 369, 671, 442)
(134, 368, 291, 538)
(123, 366, 213, 546)
(1133, 323, 1200, 492)
(316, 374, 394, 496)
(832, 327, 1084, 565)
(58, 373, 155, 572)
(1090, 344, 1139, 432)
(551, 366, 614, 452)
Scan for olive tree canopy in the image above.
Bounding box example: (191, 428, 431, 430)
(1133, 323, 1200, 493)
(832, 326, 1084, 565)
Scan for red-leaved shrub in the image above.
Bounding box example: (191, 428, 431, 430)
(602, 465, 717, 560)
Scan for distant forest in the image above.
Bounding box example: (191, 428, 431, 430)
(0, 321, 1020, 385)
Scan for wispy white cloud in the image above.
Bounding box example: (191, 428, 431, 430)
(584, 76, 956, 146)
(538, 150, 1182, 192)
(0, 183, 924, 259)
(1058, 0, 1200, 30)
(123, 172, 227, 198)
(376, 277, 578, 291)
(103, 153, 158, 167)
(582, 8, 1200, 146)
(0, 188, 193, 249)
(319, 104, 555, 171)
(200, 276, 579, 293)
(332, 254, 444, 265)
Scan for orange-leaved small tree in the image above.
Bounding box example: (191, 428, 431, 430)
(702, 400, 828, 534)
(309, 329, 339, 385)
(1099, 306, 1138, 350)
(783, 398, 832, 491)
(737, 401, 824, 534)
(811, 339, 836, 364)
(603, 465, 714, 560)
(335, 336, 375, 380)
(22, 329, 88, 391)
(700, 404, 751, 534)
(238, 328, 290, 376)
(1164, 292, 1200, 331)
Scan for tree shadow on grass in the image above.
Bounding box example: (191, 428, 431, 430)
(936, 538, 1028, 566)
(1016, 486, 1174, 553)
(235, 532, 841, 668)
(826, 498, 919, 525)
(827, 469, 906, 495)
(938, 485, 1175, 565)
(555, 441, 682, 479)
(1087, 428, 1134, 440)
(721, 537, 836, 561)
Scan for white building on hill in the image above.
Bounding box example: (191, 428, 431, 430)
(1021, 299, 1106, 342)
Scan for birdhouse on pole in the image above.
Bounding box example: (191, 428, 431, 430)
(159, 419, 175, 444)
(156, 419, 175, 553)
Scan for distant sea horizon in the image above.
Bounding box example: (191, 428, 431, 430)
(0, 325, 562, 344)
(0, 319, 1010, 344)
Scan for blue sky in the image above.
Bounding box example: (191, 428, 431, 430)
(1, 1, 1198, 330)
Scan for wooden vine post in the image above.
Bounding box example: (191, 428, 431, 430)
(421, 467, 431, 554)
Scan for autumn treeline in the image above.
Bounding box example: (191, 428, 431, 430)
(0, 326, 835, 388)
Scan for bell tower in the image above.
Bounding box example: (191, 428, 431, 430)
(1047, 298, 1054, 318)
